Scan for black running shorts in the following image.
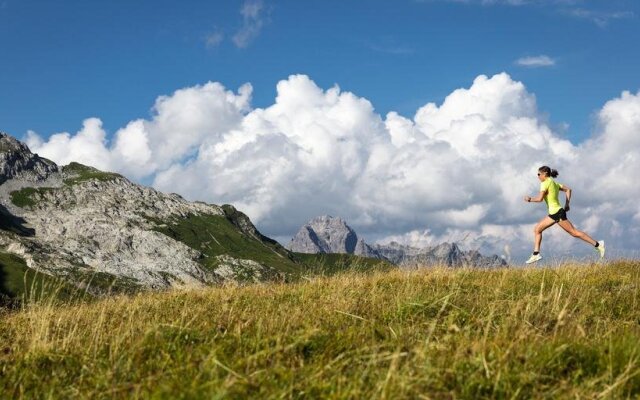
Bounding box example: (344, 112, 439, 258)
(549, 208, 567, 222)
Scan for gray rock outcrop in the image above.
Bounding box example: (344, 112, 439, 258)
(1, 177, 225, 288)
(1, 132, 58, 185)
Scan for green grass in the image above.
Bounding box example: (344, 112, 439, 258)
(0, 251, 34, 305)
(61, 162, 122, 186)
(0, 251, 78, 307)
(0, 251, 136, 305)
(1, 260, 639, 398)
(292, 252, 394, 276)
(61, 266, 142, 296)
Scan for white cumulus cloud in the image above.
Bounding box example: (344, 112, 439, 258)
(26, 73, 640, 261)
(28, 82, 252, 180)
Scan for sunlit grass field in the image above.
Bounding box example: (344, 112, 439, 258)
(1, 261, 639, 399)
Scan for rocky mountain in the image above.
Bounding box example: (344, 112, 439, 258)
(288, 215, 506, 268)
(0, 132, 305, 294)
(287, 215, 380, 258)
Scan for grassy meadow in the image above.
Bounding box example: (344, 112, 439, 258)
(1, 260, 640, 399)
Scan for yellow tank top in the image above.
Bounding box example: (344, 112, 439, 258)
(540, 178, 563, 214)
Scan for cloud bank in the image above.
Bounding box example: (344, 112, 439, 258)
(26, 73, 640, 260)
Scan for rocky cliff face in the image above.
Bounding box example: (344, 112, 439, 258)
(287, 216, 358, 253)
(0, 133, 298, 292)
(289, 216, 506, 268)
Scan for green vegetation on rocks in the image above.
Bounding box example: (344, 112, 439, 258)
(9, 187, 56, 208)
(9, 162, 122, 208)
(61, 162, 122, 185)
(0, 261, 639, 398)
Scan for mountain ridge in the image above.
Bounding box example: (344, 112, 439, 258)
(288, 215, 506, 268)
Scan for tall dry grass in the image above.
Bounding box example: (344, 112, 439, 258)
(1, 260, 639, 399)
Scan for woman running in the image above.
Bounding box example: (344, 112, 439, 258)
(523, 166, 605, 264)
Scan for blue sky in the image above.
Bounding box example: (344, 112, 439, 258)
(1, 0, 638, 144)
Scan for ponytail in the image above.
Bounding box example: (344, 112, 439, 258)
(538, 165, 559, 178)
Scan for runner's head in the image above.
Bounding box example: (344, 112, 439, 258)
(538, 166, 559, 180)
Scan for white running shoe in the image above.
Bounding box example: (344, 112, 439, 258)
(596, 240, 605, 259)
(526, 253, 542, 264)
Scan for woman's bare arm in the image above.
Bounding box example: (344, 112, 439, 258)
(561, 185, 571, 211)
(524, 190, 547, 203)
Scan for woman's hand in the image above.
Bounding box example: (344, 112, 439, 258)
(524, 196, 531, 202)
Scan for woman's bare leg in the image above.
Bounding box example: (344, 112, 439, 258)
(557, 219, 597, 246)
(534, 216, 557, 252)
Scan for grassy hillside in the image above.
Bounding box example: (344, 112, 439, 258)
(151, 211, 302, 279)
(1, 261, 639, 398)
(150, 205, 392, 282)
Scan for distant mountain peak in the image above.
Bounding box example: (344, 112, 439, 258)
(287, 215, 379, 257)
